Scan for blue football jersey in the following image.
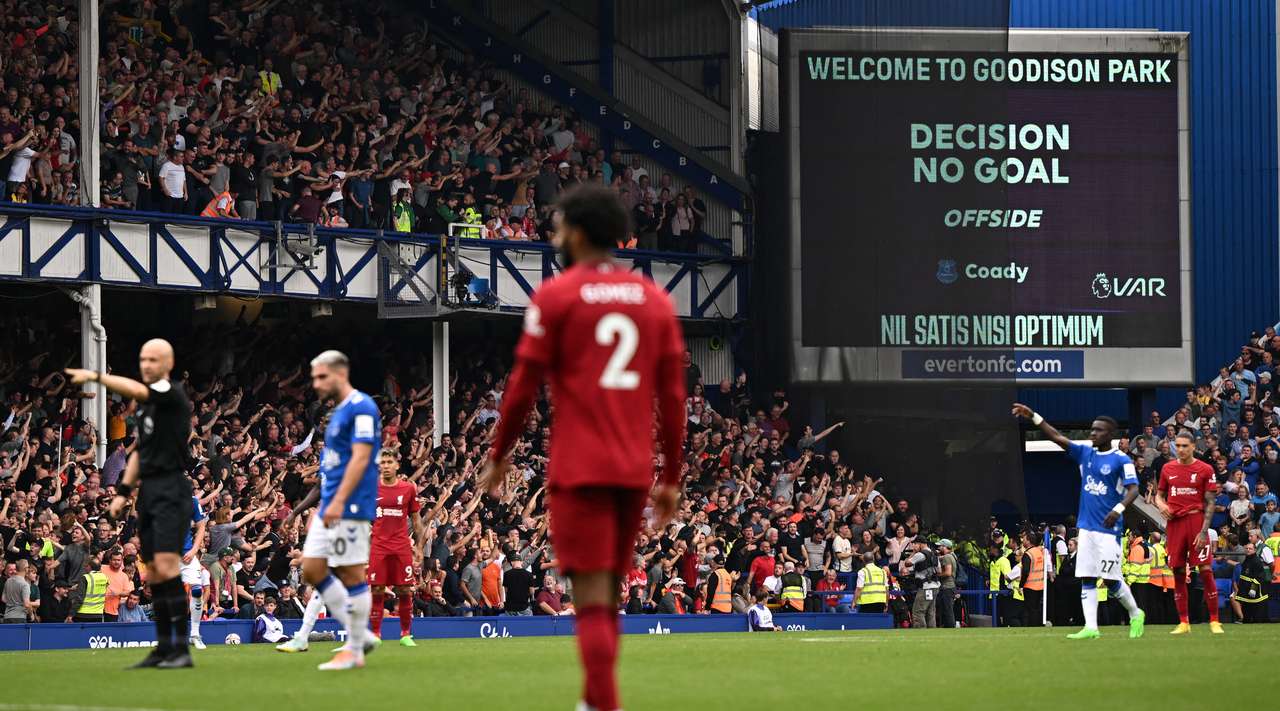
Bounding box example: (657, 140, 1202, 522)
(183, 495, 207, 554)
(319, 390, 381, 521)
(1066, 442, 1138, 536)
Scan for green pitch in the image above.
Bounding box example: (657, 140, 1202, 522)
(3, 625, 1273, 711)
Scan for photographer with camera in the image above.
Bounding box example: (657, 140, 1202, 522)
(899, 538, 941, 628)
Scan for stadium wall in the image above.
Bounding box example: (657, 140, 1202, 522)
(0, 614, 891, 652)
(753, 0, 1280, 423)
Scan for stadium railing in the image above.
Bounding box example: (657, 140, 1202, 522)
(0, 202, 745, 320)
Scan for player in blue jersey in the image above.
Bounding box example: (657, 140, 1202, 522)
(179, 491, 209, 649)
(299, 350, 381, 671)
(1012, 404, 1146, 639)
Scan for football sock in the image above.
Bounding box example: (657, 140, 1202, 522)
(151, 576, 190, 655)
(370, 591, 385, 641)
(398, 591, 413, 637)
(152, 582, 174, 655)
(189, 586, 203, 637)
(346, 582, 371, 653)
(317, 574, 351, 637)
(1172, 568, 1190, 623)
(298, 589, 324, 636)
(1199, 566, 1219, 622)
(1080, 582, 1099, 630)
(575, 605, 619, 711)
(1108, 579, 1141, 618)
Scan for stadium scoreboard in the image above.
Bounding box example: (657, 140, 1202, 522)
(782, 29, 1191, 385)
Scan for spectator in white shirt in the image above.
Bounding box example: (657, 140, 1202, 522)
(158, 151, 188, 214)
(5, 134, 40, 196)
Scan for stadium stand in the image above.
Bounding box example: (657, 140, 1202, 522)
(0, 0, 709, 250)
(1, 304, 1277, 627)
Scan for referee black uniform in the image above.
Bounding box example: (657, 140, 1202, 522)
(134, 378, 195, 665)
(136, 379, 194, 561)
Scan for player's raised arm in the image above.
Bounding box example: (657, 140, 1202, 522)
(1011, 403, 1073, 450)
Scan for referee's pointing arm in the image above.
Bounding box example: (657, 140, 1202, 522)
(66, 338, 177, 519)
(66, 338, 175, 402)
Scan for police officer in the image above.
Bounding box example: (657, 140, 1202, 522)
(67, 339, 195, 669)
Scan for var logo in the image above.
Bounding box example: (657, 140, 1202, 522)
(1092, 273, 1166, 299)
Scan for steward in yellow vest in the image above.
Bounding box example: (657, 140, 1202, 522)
(987, 543, 1016, 626)
(73, 569, 110, 622)
(1265, 530, 1280, 584)
(856, 553, 888, 613)
(779, 566, 807, 612)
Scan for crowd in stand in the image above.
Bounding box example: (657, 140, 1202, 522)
(1, 304, 1277, 630)
(0, 0, 709, 250)
(0, 308, 948, 629)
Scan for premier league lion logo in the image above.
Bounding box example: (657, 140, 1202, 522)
(1092, 273, 1112, 299)
(936, 259, 958, 285)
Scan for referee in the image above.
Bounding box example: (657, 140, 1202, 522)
(66, 338, 195, 669)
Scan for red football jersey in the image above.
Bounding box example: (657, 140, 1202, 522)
(1158, 459, 1217, 519)
(370, 480, 420, 555)
(491, 260, 687, 490)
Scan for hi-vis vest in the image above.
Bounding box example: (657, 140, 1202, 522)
(1125, 537, 1150, 585)
(1266, 534, 1280, 584)
(458, 207, 483, 238)
(77, 570, 109, 616)
(709, 568, 733, 613)
(780, 574, 805, 611)
(858, 566, 887, 605)
(1096, 578, 1108, 602)
(989, 556, 1011, 592)
(259, 70, 281, 95)
(1024, 547, 1046, 592)
(1121, 533, 1135, 583)
(392, 201, 413, 232)
(1131, 538, 1152, 586)
(1149, 542, 1175, 590)
(201, 191, 233, 217)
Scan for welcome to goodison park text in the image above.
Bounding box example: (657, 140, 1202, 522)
(805, 55, 1173, 85)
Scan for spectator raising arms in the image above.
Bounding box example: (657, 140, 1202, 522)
(0, 0, 707, 252)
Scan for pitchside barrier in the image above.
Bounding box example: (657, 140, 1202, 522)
(0, 613, 891, 652)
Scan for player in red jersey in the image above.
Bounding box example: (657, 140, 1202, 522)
(1156, 431, 1223, 634)
(367, 449, 425, 647)
(480, 184, 686, 711)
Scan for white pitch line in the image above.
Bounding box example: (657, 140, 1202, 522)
(0, 705, 196, 711)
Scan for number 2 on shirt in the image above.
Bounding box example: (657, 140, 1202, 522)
(596, 312, 639, 390)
